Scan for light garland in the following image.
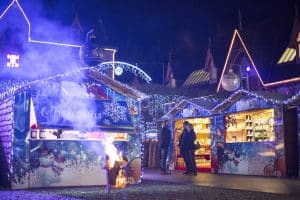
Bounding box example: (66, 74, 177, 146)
(264, 77, 300, 88)
(0, 0, 81, 48)
(284, 90, 300, 105)
(98, 61, 152, 83)
(217, 30, 265, 92)
(212, 89, 290, 112)
(216, 29, 300, 92)
(0, 66, 148, 101)
(161, 99, 212, 120)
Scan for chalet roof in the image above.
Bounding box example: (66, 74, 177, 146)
(183, 69, 209, 86)
(0, 0, 82, 47)
(285, 90, 300, 106)
(0, 67, 148, 101)
(266, 62, 300, 83)
(190, 96, 221, 110)
(212, 89, 292, 113)
(214, 26, 300, 92)
(216, 30, 265, 92)
(161, 96, 220, 120)
(240, 16, 300, 85)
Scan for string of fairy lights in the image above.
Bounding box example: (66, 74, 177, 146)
(0, 66, 149, 101)
(0, 76, 299, 114)
(211, 89, 292, 112)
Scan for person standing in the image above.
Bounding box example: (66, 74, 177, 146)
(179, 121, 189, 174)
(160, 121, 171, 175)
(187, 123, 197, 175)
(179, 121, 197, 175)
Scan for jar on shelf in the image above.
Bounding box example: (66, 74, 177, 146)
(31, 129, 38, 138)
(39, 130, 46, 139)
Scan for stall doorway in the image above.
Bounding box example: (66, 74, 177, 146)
(174, 118, 211, 172)
(284, 107, 299, 178)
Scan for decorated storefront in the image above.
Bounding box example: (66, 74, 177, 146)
(161, 98, 218, 173)
(0, 68, 147, 189)
(211, 90, 290, 177)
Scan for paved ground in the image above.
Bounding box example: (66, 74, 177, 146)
(0, 180, 299, 200)
(0, 169, 299, 199)
(143, 168, 300, 195)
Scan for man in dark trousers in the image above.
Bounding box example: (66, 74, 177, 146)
(160, 120, 171, 175)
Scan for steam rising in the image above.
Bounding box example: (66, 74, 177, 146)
(59, 81, 96, 130)
(0, 0, 82, 80)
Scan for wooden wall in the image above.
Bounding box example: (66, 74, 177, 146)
(0, 97, 13, 187)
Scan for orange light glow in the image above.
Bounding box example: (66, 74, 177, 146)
(217, 30, 238, 92)
(104, 137, 127, 188)
(264, 77, 300, 87)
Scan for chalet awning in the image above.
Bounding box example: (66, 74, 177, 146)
(32, 97, 134, 132)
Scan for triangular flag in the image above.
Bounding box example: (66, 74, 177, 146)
(165, 60, 173, 83)
(71, 13, 83, 41)
(204, 47, 217, 83)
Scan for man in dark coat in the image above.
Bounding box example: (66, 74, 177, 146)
(179, 121, 197, 175)
(160, 121, 171, 175)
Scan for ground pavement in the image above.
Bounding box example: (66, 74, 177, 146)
(143, 168, 300, 195)
(0, 169, 299, 199)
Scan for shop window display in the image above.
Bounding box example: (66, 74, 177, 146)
(225, 108, 275, 143)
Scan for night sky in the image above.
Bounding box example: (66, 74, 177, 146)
(0, 0, 298, 83)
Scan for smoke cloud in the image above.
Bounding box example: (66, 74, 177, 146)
(0, 0, 83, 80)
(0, 1, 103, 131)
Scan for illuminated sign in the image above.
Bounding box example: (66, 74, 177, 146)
(7, 54, 20, 67)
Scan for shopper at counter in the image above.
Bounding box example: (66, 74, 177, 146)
(160, 121, 171, 175)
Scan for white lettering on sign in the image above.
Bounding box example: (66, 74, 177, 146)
(7, 54, 20, 67)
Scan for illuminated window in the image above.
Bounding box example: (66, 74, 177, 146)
(6, 54, 20, 67)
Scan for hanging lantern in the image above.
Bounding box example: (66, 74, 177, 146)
(221, 68, 240, 91)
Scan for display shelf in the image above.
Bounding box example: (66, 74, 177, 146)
(225, 108, 275, 143)
(174, 117, 212, 172)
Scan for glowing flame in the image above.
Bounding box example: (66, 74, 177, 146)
(104, 137, 119, 169)
(115, 167, 127, 188)
(104, 137, 127, 188)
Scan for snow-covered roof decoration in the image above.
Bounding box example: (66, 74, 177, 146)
(0, 67, 149, 101)
(0, 0, 81, 47)
(212, 89, 293, 112)
(161, 97, 218, 120)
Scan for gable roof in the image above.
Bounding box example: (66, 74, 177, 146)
(285, 89, 300, 106)
(218, 29, 300, 91)
(217, 30, 265, 92)
(240, 15, 300, 86)
(0, 0, 81, 48)
(0, 67, 148, 101)
(161, 97, 218, 120)
(183, 69, 209, 86)
(277, 17, 300, 64)
(0, 0, 30, 39)
(212, 89, 292, 113)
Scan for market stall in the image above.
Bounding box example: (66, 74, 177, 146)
(0, 68, 147, 189)
(161, 98, 218, 173)
(211, 90, 288, 177)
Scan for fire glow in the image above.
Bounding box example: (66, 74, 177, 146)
(104, 138, 127, 188)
